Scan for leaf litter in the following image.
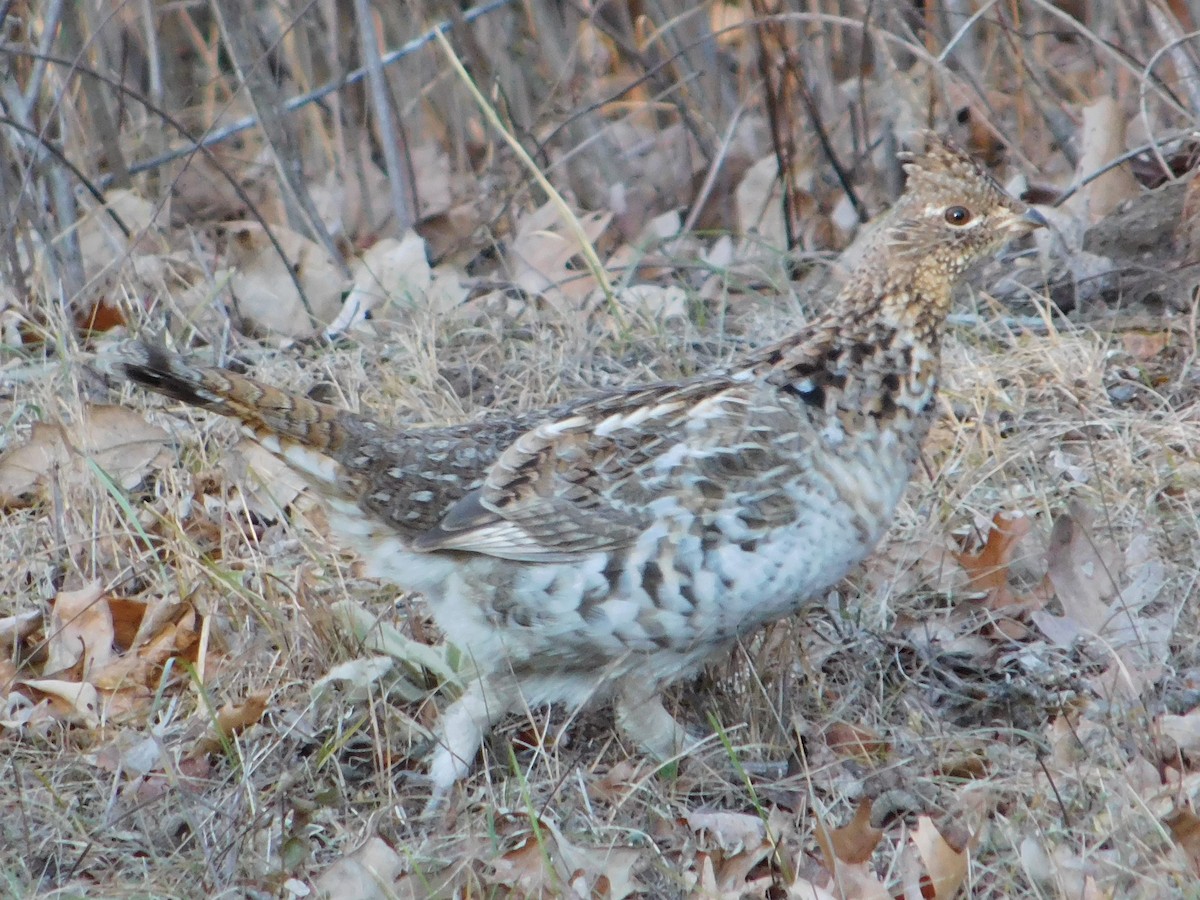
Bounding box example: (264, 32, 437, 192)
(2, 4, 1199, 897)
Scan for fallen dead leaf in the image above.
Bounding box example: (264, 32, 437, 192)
(828, 800, 884, 866)
(0, 655, 19, 691)
(312, 656, 395, 702)
(214, 690, 269, 736)
(76, 188, 166, 281)
(309, 146, 393, 243)
(1160, 710, 1200, 756)
(193, 690, 269, 756)
(45, 581, 113, 676)
(0, 405, 171, 505)
(1121, 330, 1172, 360)
(588, 759, 644, 805)
(89, 731, 162, 777)
(0, 693, 58, 733)
(685, 809, 766, 855)
(1019, 835, 1107, 899)
(0, 610, 40, 645)
(410, 142, 453, 222)
(911, 815, 970, 899)
(489, 834, 554, 895)
(108, 597, 148, 651)
(824, 722, 891, 764)
(87, 598, 197, 694)
(616, 284, 688, 321)
(236, 437, 314, 518)
(221, 221, 345, 337)
(486, 814, 642, 898)
(509, 200, 612, 307)
(736, 153, 815, 252)
(812, 802, 890, 900)
(1044, 502, 1122, 631)
(818, 864, 890, 900)
(1070, 97, 1140, 223)
(1124, 753, 1162, 796)
(20, 678, 101, 726)
(1033, 508, 1172, 699)
(538, 816, 642, 900)
(1165, 808, 1200, 877)
(953, 512, 1040, 609)
(313, 836, 404, 900)
(331, 231, 467, 336)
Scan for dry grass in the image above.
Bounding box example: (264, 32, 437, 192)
(1, 1, 1199, 897)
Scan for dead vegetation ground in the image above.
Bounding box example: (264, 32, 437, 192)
(1, 1, 1199, 897)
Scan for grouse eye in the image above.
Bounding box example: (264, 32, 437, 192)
(944, 205, 973, 226)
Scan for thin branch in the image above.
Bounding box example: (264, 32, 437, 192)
(353, 0, 415, 234)
(89, 0, 518, 190)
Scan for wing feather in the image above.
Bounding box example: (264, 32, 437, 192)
(412, 377, 785, 561)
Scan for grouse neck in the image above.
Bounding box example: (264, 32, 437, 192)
(835, 262, 955, 350)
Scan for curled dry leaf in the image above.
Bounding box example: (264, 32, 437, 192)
(20, 678, 101, 727)
(1120, 330, 1171, 361)
(193, 690, 269, 756)
(1164, 808, 1200, 877)
(235, 437, 314, 518)
(0, 655, 18, 695)
(687, 808, 787, 895)
(509, 200, 613, 307)
(824, 722, 891, 764)
(953, 512, 1039, 609)
(0, 691, 57, 732)
(811, 801, 889, 900)
(910, 815, 970, 899)
(410, 142, 453, 222)
(89, 732, 162, 777)
(0, 405, 171, 505)
(313, 836, 404, 900)
(338, 232, 429, 329)
(1159, 709, 1200, 756)
(45, 580, 113, 675)
(685, 809, 766, 855)
(818, 866, 890, 900)
(490, 815, 642, 899)
(107, 596, 148, 650)
(0, 610, 40, 645)
(616, 284, 688, 321)
(214, 690, 269, 736)
(128, 754, 213, 808)
(312, 656, 395, 702)
(736, 153, 817, 252)
(76, 189, 166, 281)
(588, 759, 643, 805)
(1033, 506, 1172, 698)
(1019, 836, 1104, 899)
(1070, 98, 1140, 224)
(1044, 503, 1122, 632)
(88, 603, 197, 694)
(309, 146, 392, 243)
(330, 231, 468, 336)
(331, 598, 461, 692)
(828, 800, 885, 866)
(221, 221, 345, 337)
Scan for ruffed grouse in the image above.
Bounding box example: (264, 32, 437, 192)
(117, 134, 1044, 805)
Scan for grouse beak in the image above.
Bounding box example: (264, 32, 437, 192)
(1009, 206, 1048, 234)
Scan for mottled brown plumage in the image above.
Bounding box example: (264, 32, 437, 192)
(118, 134, 1044, 807)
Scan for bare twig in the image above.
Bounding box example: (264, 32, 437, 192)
(92, 0, 518, 190)
(352, 0, 416, 234)
(433, 27, 619, 315)
(0, 46, 317, 322)
(211, 0, 347, 302)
